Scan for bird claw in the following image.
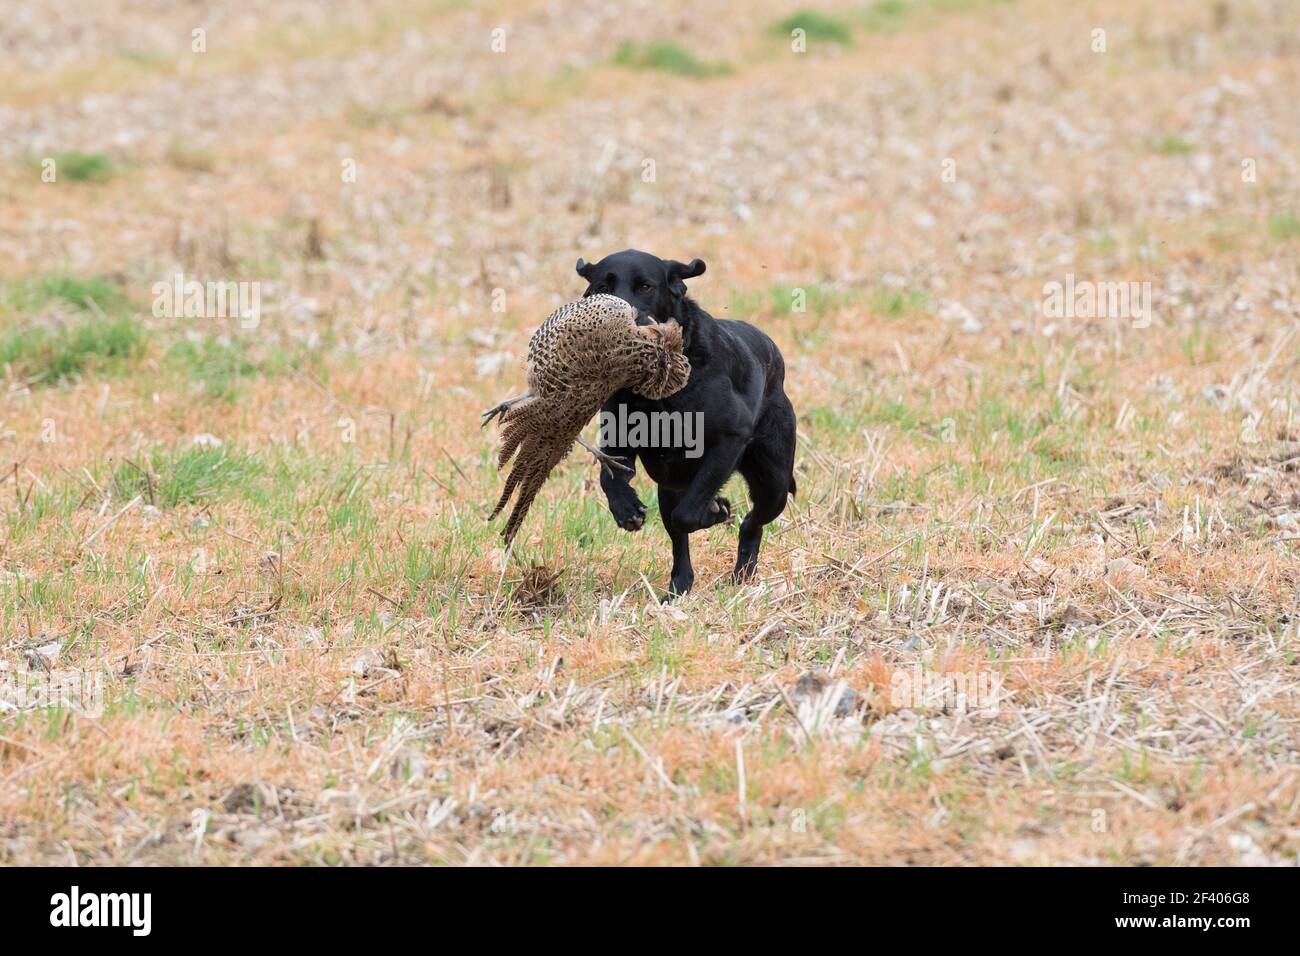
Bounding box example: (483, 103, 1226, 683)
(592, 448, 634, 478)
(481, 396, 525, 428)
(576, 438, 632, 477)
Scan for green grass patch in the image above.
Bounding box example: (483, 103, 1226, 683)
(326, 469, 377, 533)
(167, 338, 259, 400)
(729, 283, 854, 318)
(166, 336, 306, 400)
(48, 150, 114, 182)
(774, 10, 854, 45)
(806, 392, 927, 438)
(612, 41, 730, 78)
(4, 274, 131, 315)
(111, 445, 264, 508)
(1153, 133, 1194, 156)
(1267, 212, 1300, 241)
(0, 317, 142, 385)
(480, 63, 593, 112)
(861, 0, 916, 32)
(0, 275, 143, 384)
(0, 317, 143, 384)
(859, 0, 1014, 33)
(869, 286, 929, 318)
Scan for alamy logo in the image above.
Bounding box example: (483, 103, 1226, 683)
(1, 669, 103, 717)
(890, 665, 1004, 714)
(598, 405, 704, 458)
(49, 886, 151, 936)
(151, 272, 261, 328)
(1042, 273, 1153, 328)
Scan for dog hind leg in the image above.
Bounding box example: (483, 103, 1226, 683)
(733, 401, 796, 581)
(658, 487, 695, 597)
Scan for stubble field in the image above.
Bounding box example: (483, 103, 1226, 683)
(0, 0, 1298, 865)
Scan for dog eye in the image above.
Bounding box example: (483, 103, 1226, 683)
(635, 281, 652, 293)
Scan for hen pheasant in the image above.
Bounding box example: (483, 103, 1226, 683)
(483, 294, 691, 544)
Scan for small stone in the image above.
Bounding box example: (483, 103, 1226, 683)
(1025, 557, 1055, 577)
(26, 640, 61, 672)
(220, 782, 266, 814)
(1106, 556, 1148, 579)
(937, 298, 983, 333)
(793, 670, 861, 717)
(833, 686, 861, 717)
(317, 789, 360, 815)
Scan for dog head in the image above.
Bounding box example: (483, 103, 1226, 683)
(575, 249, 705, 326)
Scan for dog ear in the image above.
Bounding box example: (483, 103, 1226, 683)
(667, 258, 706, 281)
(575, 257, 596, 280)
(665, 258, 705, 297)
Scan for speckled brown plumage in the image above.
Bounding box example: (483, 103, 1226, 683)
(484, 294, 691, 544)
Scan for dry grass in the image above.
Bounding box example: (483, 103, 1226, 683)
(0, 0, 1297, 865)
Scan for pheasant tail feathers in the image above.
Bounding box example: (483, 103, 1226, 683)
(488, 400, 572, 545)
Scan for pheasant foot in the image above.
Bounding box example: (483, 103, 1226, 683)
(576, 437, 633, 477)
(481, 392, 531, 427)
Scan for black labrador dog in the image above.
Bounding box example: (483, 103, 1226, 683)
(576, 249, 797, 596)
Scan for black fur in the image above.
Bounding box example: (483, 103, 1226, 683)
(576, 249, 797, 596)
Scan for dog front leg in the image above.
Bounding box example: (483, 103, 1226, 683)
(668, 433, 748, 534)
(597, 405, 646, 531)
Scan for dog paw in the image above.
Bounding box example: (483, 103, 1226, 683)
(670, 497, 732, 533)
(731, 560, 757, 584)
(610, 496, 646, 531)
(666, 573, 694, 597)
(705, 496, 732, 527)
